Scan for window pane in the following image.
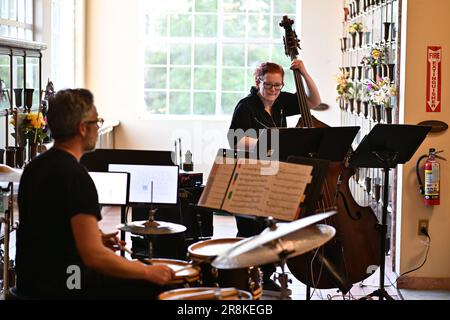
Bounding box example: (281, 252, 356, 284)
(223, 0, 245, 13)
(145, 67, 167, 89)
(145, 91, 167, 114)
(222, 68, 245, 91)
(223, 14, 245, 38)
(221, 92, 243, 115)
(273, 0, 296, 14)
(145, 44, 168, 65)
(168, 0, 192, 12)
(247, 68, 256, 87)
(18, 0, 25, 23)
(271, 44, 288, 66)
(170, 92, 190, 114)
(26, 0, 33, 24)
(247, 0, 270, 13)
(223, 44, 245, 67)
(194, 68, 216, 90)
(193, 92, 215, 115)
(273, 15, 289, 39)
(170, 14, 192, 37)
(283, 71, 295, 93)
(170, 44, 191, 65)
(195, 14, 217, 37)
(170, 67, 191, 89)
(146, 14, 168, 37)
(0, 56, 10, 110)
(194, 43, 216, 66)
(248, 44, 270, 68)
(248, 14, 270, 38)
(195, 0, 217, 12)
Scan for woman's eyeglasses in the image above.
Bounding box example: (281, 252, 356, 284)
(260, 81, 284, 91)
(83, 117, 104, 128)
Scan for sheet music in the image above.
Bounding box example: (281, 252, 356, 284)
(222, 160, 270, 215)
(198, 155, 236, 209)
(222, 160, 312, 221)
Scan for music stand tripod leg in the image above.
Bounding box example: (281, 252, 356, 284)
(360, 167, 394, 300)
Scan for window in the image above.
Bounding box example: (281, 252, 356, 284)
(0, 0, 34, 40)
(50, 0, 76, 88)
(142, 0, 298, 116)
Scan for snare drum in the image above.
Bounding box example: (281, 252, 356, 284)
(149, 258, 200, 287)
(158, 287, 253, 300)
(188, 238, 262, 299)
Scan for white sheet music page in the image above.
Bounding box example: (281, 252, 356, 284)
(261, 161, 313, 221)
(198, 155, 236, 210)
(223, 160, 313, 221)
(222, 159, 269, 215)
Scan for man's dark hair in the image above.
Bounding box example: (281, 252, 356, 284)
(47, 89, 94, 142)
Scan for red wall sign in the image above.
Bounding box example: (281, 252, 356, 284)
(426, 46, 442, 112)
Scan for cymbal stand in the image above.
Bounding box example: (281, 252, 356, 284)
(145, 181, 156, 259)
(275, 256, 292, 300)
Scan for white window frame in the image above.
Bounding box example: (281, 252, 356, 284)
(0, 0, 34, 40)
(139, 0, 300, 120)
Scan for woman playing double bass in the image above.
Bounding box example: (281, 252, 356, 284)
(227, 59, 322, 291)
(228, 60, 321, 150)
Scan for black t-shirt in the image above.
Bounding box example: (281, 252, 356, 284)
(228, 87, 300, 147)
(16, 148, 101, 298)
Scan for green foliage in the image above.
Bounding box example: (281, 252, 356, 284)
(194, 92, 215, 115)
(195, 0, 217, 12)
(145, 91, 167, 114)
(195, 44, 216, 66)
(223, 44, 245, 67)
(195, 15, 217, 37)
(221, 92, 243, 114)
(145, 67, 167, 89)
(222, 68, 245, 91)
(170, 67, 191, 89)
(194, 68, 216, 90)
(171, 44, 192, 65)
(170, 14, 192, 37)
(170, 92, 191, 114)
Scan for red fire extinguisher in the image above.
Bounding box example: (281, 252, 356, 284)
(416, 149, 446, 205)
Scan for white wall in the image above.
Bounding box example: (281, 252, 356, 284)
(85, 0, 341, 178)
(396, 0, 450, 288)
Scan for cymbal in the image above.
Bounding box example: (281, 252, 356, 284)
(212, 212, 336, 269)
(117, 220, 187, 235)
(0, 164, 23, 183)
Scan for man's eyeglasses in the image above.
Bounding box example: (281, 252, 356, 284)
(83, 117, 104, 128)
(260, 80, 284, 91)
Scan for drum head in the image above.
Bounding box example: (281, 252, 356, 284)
(149, 258, 199, 280)
(158, 287, 253, 300)
(188, 238, 244, 261)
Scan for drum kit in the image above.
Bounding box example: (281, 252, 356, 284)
(0, 163, 337, 300)
(118, 210, 337, 301)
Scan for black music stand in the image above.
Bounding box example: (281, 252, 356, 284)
(257, 126, 360, 162)
(349, 124, 431, 300)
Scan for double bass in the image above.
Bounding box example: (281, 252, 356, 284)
(279, 16, 381, 292)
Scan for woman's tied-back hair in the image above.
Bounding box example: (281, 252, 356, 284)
(47, 89, 94, 142)
(254, 62, 285, 82)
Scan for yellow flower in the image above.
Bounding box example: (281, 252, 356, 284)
(28, 113, 46, 129)
(372, 49, 382, 59)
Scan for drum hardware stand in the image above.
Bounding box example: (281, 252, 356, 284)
(274, 255, 293, 300)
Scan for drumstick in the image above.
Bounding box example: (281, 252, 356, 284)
(174, 261, 202, 274)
